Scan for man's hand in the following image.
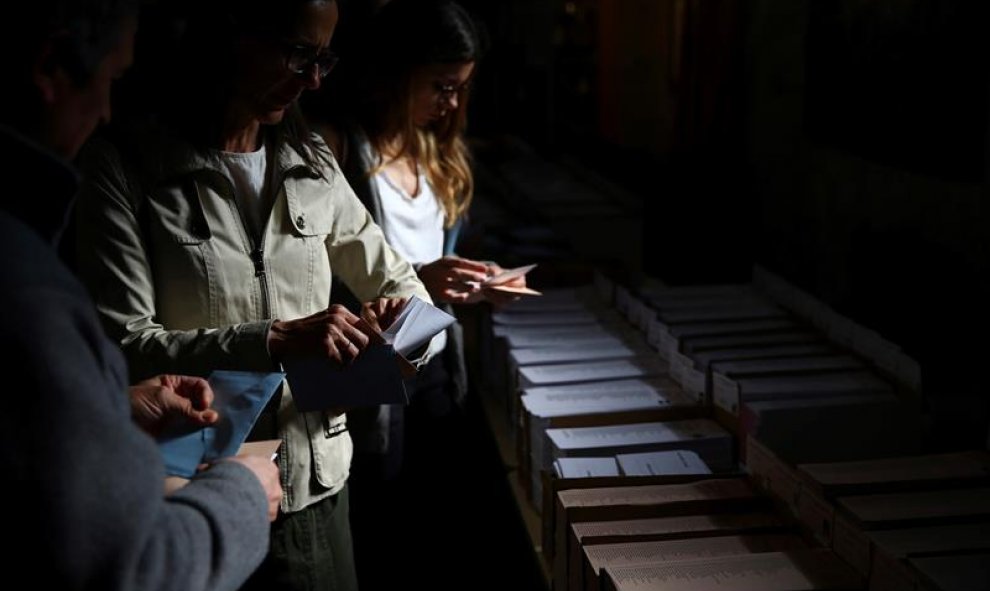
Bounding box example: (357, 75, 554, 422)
(218, 455, 283, 522)
(268, 305, 371, 365)
(130, 375, 219, 436)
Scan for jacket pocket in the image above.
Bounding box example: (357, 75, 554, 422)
(309, 411, 353, 490)
(284, 174, 336, 237)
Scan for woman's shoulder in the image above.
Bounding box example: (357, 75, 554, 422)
(310, 122, 348, 164)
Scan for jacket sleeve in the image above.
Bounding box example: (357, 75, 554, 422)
(74, 139, 273, 380)
(0, 244, 270, 591)
(323, 166, 443, 363)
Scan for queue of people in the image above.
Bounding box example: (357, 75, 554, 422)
(2, 0, 519, 589)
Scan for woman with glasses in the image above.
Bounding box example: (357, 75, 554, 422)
(73, 1, 435, 589)
(306, 0, 525, 586)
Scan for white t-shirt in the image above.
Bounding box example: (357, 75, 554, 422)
(217, 146, 267, 238)
(374, 170, 445, 266)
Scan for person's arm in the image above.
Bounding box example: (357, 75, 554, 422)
(322, 167, 440, 361)
(75, 139, 273, 380)
(2, 278, 273, 591)
(325, 189, 429, 305)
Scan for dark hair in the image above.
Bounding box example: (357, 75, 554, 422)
(372, 0, 484, 68)
(164, 0, 335, 174)
(1, 0, 139, 125)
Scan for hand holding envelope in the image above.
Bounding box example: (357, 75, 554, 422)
(157, 370, 285, 478)
(283, 296, 455, 412)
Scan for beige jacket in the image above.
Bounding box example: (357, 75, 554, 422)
(75, 132, 431, 512)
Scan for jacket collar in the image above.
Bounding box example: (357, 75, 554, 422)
(135, 128, 319, 184)
(0, 125, 79, 245)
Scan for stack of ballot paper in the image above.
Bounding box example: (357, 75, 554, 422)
(827, 486, 990, 574)
(797, 451, 990, 497)
(740, 394, 923, 464)
(509, 340, 650, 368)
(546, 419, 734, 473)
(522, 378, 695, 479)
(556, 511, 789, 576)
(680, 330, 823, 356)
(599, 550, 862, 591)
(722, 370, 893, 410)
(544, 450, 717, 517)
(507, 336, 652, 403)
(283, 296, 454, 411)
(552, 479, 765, 590)
(711, 354, 866, 415)
(616, 450, 712, 477)
(492, 309, 607, 328)
(653, 317, 798, 358)
(582, 534, 808, 591)
(868, 524, 990, 591)
(691, 343, 836, 373)
(554, 457, 621, 479)
(569, 512, 789, 553)
(500, 325, 632, 349)
(518, 357, 670, 389)
(157, 370, 285, 477)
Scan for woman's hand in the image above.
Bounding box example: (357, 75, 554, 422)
(481, 263, 525, 309)
(417, 255, 490, 304)
(268, 304, 371, 365)
(129, 374, 219, 436)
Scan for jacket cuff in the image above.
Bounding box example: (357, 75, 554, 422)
(236, 320, 279, 370)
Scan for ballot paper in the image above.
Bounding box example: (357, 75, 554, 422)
(237, 439, 282, 461)
(547, 419, 734, 472)
(483, 263, 542, 296)
(284, 296, 455, 411)
(485, 263, 537, 286)
(554, 457, 622, 478)
(158, 370, 284, 477)
(518, 357, 669, 388)
(616, 450, 712, 477)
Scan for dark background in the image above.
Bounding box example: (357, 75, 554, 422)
(440, 0, 989, 449)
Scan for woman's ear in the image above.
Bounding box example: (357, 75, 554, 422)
(32, 38, 62, 105)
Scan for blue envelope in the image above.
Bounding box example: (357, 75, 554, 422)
(157, 370, 284, 477)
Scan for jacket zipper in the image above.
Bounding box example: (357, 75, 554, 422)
(214, 172, 277, 321)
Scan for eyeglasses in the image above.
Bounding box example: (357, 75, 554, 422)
(281, 42, 339, 78)
(433, 80, 471, 100)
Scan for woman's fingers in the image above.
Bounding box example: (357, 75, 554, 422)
(448, 266, 488, 283)
(438, 255, 489, 273)
(338, 321, 370, 350)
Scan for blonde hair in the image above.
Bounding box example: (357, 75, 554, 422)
(367, 77, 473, 229)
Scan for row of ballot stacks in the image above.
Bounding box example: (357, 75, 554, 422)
(474, 267, 989, 591)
